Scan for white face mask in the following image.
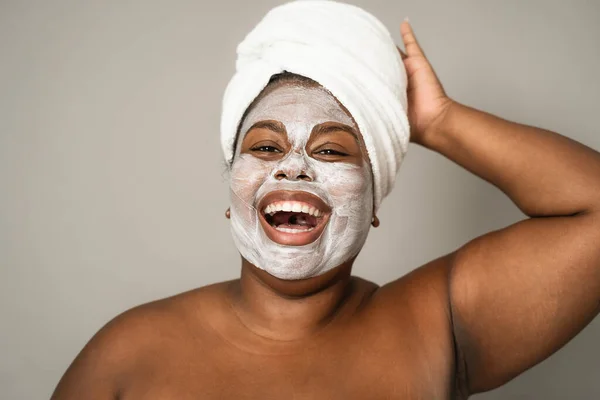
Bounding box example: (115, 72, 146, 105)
(229, 84, 373, 280)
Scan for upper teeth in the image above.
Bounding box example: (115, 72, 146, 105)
(263, 201, 322, 217)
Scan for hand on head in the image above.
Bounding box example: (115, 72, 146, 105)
(398, 20, 453, 145)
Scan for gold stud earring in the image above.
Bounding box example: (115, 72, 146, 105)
(371, 215, 380, 228)
(225, 208, 231, 219)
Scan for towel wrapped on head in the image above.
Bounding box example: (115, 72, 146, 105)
(221, 0, 409, 211)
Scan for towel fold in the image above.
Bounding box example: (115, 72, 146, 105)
(221, 0, 409, 210)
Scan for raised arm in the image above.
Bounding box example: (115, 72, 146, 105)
(399, 21, 600, 394)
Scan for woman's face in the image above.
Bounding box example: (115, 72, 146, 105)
(229, 83, 374, 280)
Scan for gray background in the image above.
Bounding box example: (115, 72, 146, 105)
(1, 0, 599, 399)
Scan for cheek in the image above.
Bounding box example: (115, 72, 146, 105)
(319, 163, 373, 201)
(230, 154, 272, 201)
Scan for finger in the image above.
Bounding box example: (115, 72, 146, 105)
(396, 46, 408, 60)
(400, 19, 425, 58)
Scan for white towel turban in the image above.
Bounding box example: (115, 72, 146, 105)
(221, 0, 409, 210)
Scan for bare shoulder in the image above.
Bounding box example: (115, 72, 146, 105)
(350, 253, 456, 351)
(356, 254, 459, 393)
(375, 253, 457, 361)
(51, 281, 233, 400)
(366, 253, 454, 316)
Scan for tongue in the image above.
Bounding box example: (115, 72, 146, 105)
(272, 212, 316, 228)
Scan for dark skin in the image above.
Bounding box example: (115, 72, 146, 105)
(51, 22, 600, 399)
(242, 119, 365, 167)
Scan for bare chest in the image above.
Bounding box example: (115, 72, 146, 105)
(120, 339, 452, 400)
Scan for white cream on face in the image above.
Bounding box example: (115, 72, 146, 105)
(229, 84, 373, 280)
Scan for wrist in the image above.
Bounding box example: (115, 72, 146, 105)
(415, 98, 458, 149)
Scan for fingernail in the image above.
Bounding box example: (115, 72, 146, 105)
(404, 16, 410, 23)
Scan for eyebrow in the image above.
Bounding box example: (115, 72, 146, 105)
(246, 120, 287, 135)
(311, 123, 359, 141)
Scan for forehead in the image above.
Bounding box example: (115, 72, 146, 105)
(240, 84, 356, 135)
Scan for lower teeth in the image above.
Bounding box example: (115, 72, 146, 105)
(274, 226, 315, 233)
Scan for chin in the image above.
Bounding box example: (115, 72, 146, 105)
(262, 263, 326, 281)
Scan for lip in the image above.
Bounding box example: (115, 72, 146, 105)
(257, 190, 332, 246)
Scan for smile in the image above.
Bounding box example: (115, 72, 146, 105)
(258, 190, 331, 246)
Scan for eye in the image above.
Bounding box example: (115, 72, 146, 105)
(251, 145, 282, 153)
(316, 149, 348, 156)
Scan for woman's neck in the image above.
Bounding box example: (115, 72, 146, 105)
(227, 258, 356, 341)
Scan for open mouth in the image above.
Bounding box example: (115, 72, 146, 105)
(258, 190, 331, 246)
(264, 203, 322, 232)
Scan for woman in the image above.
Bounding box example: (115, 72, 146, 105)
(52, 2, 600, 399)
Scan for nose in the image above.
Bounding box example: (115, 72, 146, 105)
(273, 151, 314, 182)
(274, 169, 313, 182)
